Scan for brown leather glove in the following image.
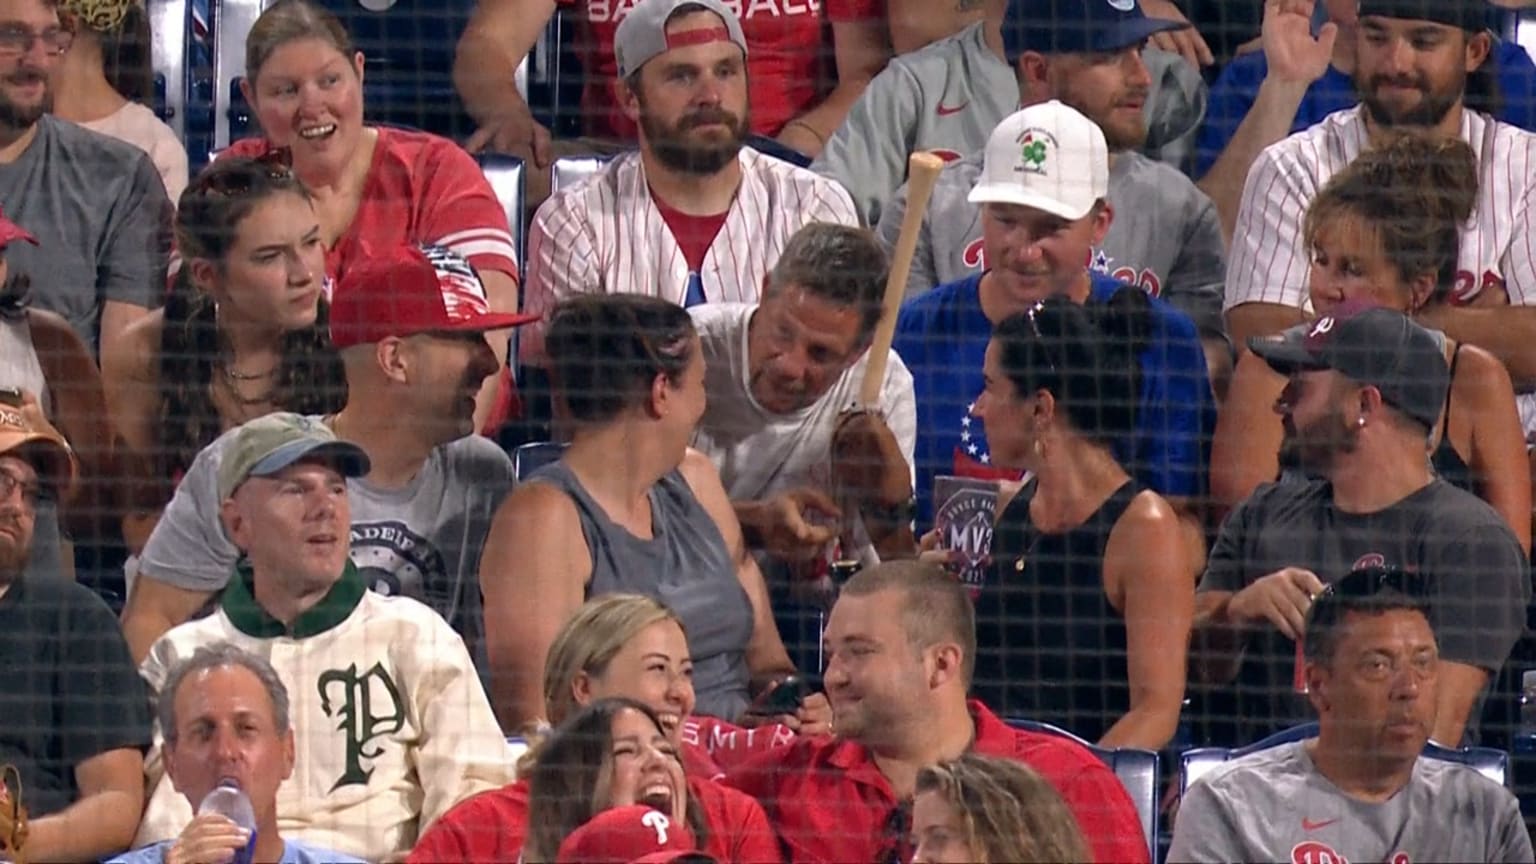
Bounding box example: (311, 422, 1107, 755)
(830, 409, 917, 559)
(1, 764, 28, 864)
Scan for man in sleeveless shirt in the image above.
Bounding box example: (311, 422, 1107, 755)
(1192, 304, 1529, 747)
(1171, 566, 1531, 863)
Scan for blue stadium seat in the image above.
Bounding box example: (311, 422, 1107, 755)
(1181, 722, 1509, 793)
(1006, 717, 1159, 859)
(512, 441, 567, 481)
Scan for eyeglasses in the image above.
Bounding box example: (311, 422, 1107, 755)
(875, 800, 911, 864)
(0, 467, 41, 510)
(193, 149, 295, 198)
(0, 24, 73, 57)
(1024, 299, 1060, 374)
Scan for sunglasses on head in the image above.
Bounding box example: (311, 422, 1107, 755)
(1316, 566, 1431, 603)
(193, 149, 295, 198)
(1023, 299, 1062, 375)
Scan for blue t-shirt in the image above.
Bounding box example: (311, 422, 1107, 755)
(1194, 38, 1536, 178)
(893, 272, 1215, 526)
(107, 839, 366, 864)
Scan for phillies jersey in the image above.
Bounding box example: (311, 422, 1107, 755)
(894, 272, 1214, 527)
(1168, 741, 1532, 864)
(559, 0, 867, 140)
(813, 25, 1208, 227)
(519, 148, 857, 363)
(222, 128, 520, 284)
(135, 565, 513, 864)
(406, 773, 783, 864)
(878, 149, 1225, 333)
(1226, 106, 1536, 313)
(724, 700, 1151, 864)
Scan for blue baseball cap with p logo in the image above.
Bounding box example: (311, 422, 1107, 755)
(1001, 0, 1190, 61)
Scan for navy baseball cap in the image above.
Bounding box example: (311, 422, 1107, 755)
(1001, 0, 1190, 61)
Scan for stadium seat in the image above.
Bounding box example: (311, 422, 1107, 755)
(512, 441, 567, 481)
(475, 153, 527, 277)
(1006, 718, 1159, 859)
(551, 155, 611, 195)
(146, 0, 187, 139)
(1181, 722, 1509, 793)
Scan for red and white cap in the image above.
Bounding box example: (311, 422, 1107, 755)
(0, 206, 38, 251)
(328, 244, 538, 349)
(556, 805, 714, 864)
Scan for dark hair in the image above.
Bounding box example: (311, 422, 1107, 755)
(152, 158, 346, 502)
(524, 697, 708, 863)
(546, 295, 696, 425)
(1305, 133, 1479, 307)
(841, 560, 977, 687)
(245, 0, 355, 84)
(61, 1, 154, 103)
(766, 223, 889, 342)
(1302, 566, 1434, 665)
(991, 288, 1152, 445)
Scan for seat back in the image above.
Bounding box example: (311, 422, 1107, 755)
(1182, 722, 1510, 793)
(551, 156, 610, 195)
(1006, 718, 1158, 859)
(475, 153, 527, 276)
(147, 0, 188, 139)
(512, 442, 567, 481)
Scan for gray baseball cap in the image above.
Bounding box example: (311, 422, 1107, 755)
(614, 0, 749, 80)
(217, 413, 371, 501)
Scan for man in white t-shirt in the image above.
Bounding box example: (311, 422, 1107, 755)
(1224, 0, 1536, 402)
(691, 222, 916, 576)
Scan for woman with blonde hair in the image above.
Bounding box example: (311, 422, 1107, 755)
(911, 753, 1090, 864)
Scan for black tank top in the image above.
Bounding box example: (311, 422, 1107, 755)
(974, 477, 1143, 742)
(1430, 344, 1477, 495)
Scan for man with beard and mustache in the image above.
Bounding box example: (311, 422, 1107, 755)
(1172, 566, 1531, 864)
(1223, 0, 1536, 406)
(875, 0, 1227, 337)
(0, 0, 170, 377)
(0, 391, 151, 863)
(121, 245, 535, 672)
(517, 0, 859, 384)
(1192, 303, 1529, 749)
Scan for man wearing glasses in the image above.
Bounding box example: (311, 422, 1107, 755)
(0, 0, 171, 378)
(892, 99, 1214, 529)
(1193, 303, 1530, 748)
(0, 390, 150, 863)
(1172, 566, 1532, 864)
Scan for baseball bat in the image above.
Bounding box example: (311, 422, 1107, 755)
(858, 151, 946, 407)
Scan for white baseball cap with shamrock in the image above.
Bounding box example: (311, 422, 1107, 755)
(968, 99, 1109, 221)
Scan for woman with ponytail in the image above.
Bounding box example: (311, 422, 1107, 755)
(967, 288, 1193, 750)
(1211, 133, 1529, 551)
(50, 0, 188, 202)
(102, 157, 345, 552)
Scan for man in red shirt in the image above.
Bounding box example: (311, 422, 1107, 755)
(725, 560, 1150, 863)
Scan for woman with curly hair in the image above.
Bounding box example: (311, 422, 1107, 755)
(1211, 133, 1529, 550)
(102, 156, 345, 553)
(911, 753, 1090, 864)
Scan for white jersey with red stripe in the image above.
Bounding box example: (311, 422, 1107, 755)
(1225, 106, 1536, 313)
(519, 148, 858, 362)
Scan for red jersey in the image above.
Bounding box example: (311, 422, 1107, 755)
(683, 716, 798, 776)
(723, 700, 1150, 864)
(407, 774, 782, 863)
(222, 127, 520, 284)
(557, 0, 870, 140)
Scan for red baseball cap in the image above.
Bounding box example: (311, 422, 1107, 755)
(0, 207, 38, 250)
(556, 805, 703, 864)
(328, 244, 538, 349)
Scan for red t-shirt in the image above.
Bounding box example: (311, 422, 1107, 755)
(407, 774, 783, 863)
(557, 0, 870, 140)
(653, 194, 731, 272)
(683, 716, 798, 776)
(723, 700, 1150, 864)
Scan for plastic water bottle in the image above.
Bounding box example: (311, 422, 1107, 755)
(1517, 670, 1536, 754)
(197, 779, 257, 864)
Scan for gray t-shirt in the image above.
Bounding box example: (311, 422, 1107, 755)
(1168, 740, 1533, 863)
(878, 149, 1225, 334)
(0, 117, 171, 346)
(137, 419, 513, 665)
(1200, 479, 1530, 743)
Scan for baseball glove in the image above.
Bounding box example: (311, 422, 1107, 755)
(0, 764, 27, 864)
(830, 408, 917, 559)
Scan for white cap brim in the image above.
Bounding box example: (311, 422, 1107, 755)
(967, 183, 1091, 221)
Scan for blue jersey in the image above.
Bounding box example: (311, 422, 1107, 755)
(1194, 38, 1536, 178)
(894, 272, 1215, 526)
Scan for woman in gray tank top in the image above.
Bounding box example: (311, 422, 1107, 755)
(480, 295, 801, 731)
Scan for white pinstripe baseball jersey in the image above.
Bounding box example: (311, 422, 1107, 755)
(518, 148, 859, 363)
(1226, 107, 1536, 314)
